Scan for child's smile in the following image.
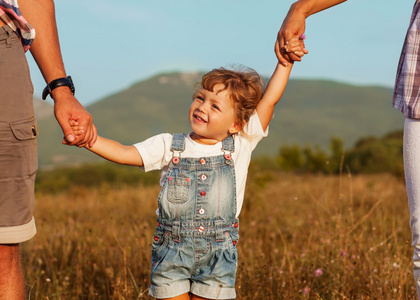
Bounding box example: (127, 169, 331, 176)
(189, 83, 240, 145)
(193, 113, 207, 124)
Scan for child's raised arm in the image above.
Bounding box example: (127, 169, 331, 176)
(256, 35, 303, 131)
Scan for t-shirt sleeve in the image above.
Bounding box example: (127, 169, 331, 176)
(133, 133, 172, 172)
(240, 111, 268, 150)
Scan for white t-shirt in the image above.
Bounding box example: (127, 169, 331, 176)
(133, 112, 268, 217)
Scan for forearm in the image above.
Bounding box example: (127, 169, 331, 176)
(264, 63, 293, 104)
(86, 136, 143, 166)
(289, 0, 346, 19)
(19, 0, 70, 100)
(257, 63, 293, 130)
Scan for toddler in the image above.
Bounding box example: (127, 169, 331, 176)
(68, 36, 304, 300)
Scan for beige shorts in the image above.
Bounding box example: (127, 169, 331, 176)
(0, 25, 38, 244)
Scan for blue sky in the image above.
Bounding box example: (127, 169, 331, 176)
(27, 0, 415, 106)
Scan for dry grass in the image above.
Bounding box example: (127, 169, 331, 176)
(22, 172, 415, 299)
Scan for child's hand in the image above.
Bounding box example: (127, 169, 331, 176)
(62, 120, 84, 145)
(283, 34, 307, 58)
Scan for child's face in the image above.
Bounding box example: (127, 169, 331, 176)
(189, 83, 240, 144)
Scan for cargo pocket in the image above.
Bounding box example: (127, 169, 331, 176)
(9, 117, 38, 181)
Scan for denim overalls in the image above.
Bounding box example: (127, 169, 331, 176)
(149, 133, 239, 299)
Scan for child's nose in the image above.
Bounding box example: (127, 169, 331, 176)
(197, 102, 207, 112)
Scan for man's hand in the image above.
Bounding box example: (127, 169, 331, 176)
(53, 88, 97, 147)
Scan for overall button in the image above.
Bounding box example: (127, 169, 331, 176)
(200, 158, 206, 165)
(200, 191, 206, 196)
(201, 174, 207, 181)
(198, 208, 205, 215)
(153, 236, 159, 242)
(234, 222, 238, 228)
(198, 226, 205, 232)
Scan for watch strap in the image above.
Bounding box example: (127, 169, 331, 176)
(42, 76, 75, 100)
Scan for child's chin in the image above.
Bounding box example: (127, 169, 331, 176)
(190, 125, 206, 135)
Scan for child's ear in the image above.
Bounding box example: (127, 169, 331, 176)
(228, 121, 244, 135)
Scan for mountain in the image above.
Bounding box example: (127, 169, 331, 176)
(35, 72, 404, 168)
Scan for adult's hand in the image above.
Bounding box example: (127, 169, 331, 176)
(52, 88, 97, 147)
(276, 2, 308, 66)
(275, 0, 346, 66)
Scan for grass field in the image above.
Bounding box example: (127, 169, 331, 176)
(22, 171, 416, 299)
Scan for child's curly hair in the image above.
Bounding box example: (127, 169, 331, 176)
(194, 66, 264, 128)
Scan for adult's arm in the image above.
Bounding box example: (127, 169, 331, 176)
(19, 0, 97, 147)
(276, 0, 346, 66)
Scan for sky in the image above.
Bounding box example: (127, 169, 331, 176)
(27, 0, 415, 106)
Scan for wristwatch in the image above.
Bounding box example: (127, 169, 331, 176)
(42, 76, 75, 100)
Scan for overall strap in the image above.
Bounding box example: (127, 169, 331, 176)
(222, 135, 235, 152)
(171, 133, 187, 152)
(221, 135, 235, 165)
(170, 133, 186, 165)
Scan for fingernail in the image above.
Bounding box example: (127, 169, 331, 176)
(67, 135, 75, 142)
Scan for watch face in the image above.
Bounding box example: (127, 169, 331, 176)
(67, 76, 75, 93)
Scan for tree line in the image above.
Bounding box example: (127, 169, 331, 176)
(276, 130, 403, 177)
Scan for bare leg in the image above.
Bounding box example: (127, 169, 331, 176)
(0, 244, 26, 300)
(161, 293, 191, 300)
(404, 118, 420, 298)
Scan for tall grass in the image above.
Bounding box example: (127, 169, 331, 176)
(22, 171, 415, 299)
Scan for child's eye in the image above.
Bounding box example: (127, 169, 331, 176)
(212, 104, 220, 110)
(195, 96, 204, 102)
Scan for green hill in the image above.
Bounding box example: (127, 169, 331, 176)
(35, 72, 404, 168)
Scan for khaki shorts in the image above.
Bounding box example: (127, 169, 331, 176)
(0, 25, 38, 244)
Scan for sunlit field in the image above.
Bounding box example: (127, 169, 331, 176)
(22, 170, 415, 299)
